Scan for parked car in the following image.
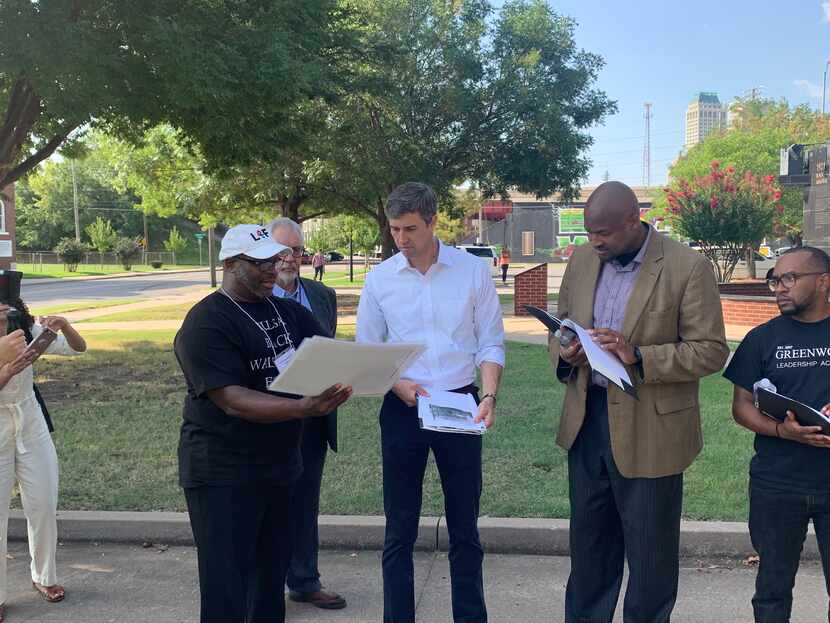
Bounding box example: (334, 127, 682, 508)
(458, 244, 498, 274)
(774, 246, 791, 257)
(300, 250, 312, 265)
(325, 250, 344, 262)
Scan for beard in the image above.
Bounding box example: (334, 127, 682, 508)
(778, 299, 809, 316)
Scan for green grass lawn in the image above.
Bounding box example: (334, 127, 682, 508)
(30, 298, 144, 317)
(77, 302, 196, 323)
(498, 293, 558, 306)
(315, 267, 369, 287)
(33, 329, 752, 520)
(19, 263, 201, 279)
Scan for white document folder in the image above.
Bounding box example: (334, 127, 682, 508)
(268, 336, 425, 397)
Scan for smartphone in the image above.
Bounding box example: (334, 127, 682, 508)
(24, 327, 58, 360)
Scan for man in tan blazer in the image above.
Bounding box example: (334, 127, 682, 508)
(549, 182, 728, 623)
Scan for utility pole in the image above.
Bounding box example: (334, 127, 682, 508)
(643, 102, 652, 188)
(71, 160, 80, 241)
(744, 85, 765, 101)
(823, 61, 829, 116)
(207, 227, 217, 288)
(143, 212, 149, 253)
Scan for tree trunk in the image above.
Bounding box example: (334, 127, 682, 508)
(0, 77, 71, 187)
(376, 200, 396, 259)
(746, 246, 756, 280)
(278, 193, 304, 222)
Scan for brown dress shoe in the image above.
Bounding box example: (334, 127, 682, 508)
(288, 589, 347, 610)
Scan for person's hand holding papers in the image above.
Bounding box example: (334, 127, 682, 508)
(474, 396, 495, 429)
(392, 379, 429, 407)
(590, 328, 638, 365)
(299, 383, 353, 418)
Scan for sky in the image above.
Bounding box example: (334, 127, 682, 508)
(493, 0, 830, 188)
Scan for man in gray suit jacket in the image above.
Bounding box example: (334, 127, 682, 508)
(269, 218, 344, 610)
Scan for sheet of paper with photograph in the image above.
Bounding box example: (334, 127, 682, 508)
(560, 319, 637, 398)
(417, 390, 486, 435)
(268, 336, 425, 397)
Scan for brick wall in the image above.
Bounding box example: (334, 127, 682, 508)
(721, 296, 779, 327)
(514, 263, 547, 316)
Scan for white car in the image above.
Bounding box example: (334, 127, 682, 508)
(458, 244, 499, 274)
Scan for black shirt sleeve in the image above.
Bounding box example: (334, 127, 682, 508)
(723, 328, 763, 392)
(175, 308, 249, 398)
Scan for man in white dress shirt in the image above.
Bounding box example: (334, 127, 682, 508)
(357, 182, 505, 623)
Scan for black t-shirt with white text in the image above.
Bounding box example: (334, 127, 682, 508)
(174, 291, 324, 488)
(723, 314, 830, 493)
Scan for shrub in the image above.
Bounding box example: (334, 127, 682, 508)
(664, 161, 783, 282)
(114, 237, 143, 271)
(54, 238, 89, 272)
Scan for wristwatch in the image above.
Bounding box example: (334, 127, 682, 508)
(481, 393, 497, 406)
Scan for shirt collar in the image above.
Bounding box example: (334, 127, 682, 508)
(611, 224, 653, 270)
(394, 238, 452, 272)
(272, 278, 302, 300)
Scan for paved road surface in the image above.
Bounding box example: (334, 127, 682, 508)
(3, 542, 824, 622)
(21, 270, 217, 308)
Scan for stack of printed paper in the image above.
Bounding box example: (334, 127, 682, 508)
(417, 390, 486, 435)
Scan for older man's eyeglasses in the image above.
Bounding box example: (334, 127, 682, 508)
(767, 271, 827, 291)
(276, 247, 305, 262)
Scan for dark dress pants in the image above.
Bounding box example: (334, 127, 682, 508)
(749, 479, 830, 622)
(565, 386, 683, 623)
(184, 482, 292, 623)
(287, 417, 328, 593)
(380, 389, 486, 623)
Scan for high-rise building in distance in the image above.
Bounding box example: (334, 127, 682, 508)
(684, 92, 727, 148)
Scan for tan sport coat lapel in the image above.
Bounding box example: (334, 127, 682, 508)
(621, 233, 664, 340)
(571, 250, 602, 328)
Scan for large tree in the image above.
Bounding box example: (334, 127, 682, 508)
(0, 0, 348, 189)
(315, 0, 616, 256)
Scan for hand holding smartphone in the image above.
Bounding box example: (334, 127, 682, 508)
(24, 327, 58, 361)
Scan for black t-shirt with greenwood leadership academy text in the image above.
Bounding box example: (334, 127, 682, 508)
(174, 291, 324, 488)
(724, 314, 830, 494)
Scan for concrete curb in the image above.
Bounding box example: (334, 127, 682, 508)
(9, 511, 815, 559)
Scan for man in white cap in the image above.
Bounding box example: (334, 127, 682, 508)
(174, 224, 352, 623)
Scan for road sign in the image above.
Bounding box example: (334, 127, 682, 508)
(194, 233, 206, 241)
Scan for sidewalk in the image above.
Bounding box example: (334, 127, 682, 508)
(3, 542, 825, 622)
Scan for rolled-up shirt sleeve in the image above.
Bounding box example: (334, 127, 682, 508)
(356, 273, 388, 345)
(34, 324, 83, 356)
(473, 263, 505, 368)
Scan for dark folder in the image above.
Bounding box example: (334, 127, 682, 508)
(523, 305, 562, 332)
(755, 387, 830, 435)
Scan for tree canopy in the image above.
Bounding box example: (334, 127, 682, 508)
(314, 0, 616, 255)
(0, 0, 349, 188)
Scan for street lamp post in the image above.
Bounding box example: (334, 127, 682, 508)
(824, 60, 830, 116)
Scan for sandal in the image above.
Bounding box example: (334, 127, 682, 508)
(32, 582, 65, 603)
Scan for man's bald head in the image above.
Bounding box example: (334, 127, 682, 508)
(585, 181, 640, 223)
(582, 181, 647, 262)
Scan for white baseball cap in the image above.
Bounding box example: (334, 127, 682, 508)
(218, 224, 290, 261)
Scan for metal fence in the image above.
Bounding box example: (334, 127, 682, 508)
(17, 251, 177, 269)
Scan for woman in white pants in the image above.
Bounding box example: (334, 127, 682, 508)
(0, 301, 85, 621)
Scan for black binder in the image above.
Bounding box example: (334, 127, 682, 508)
(755, 387, 830, 435)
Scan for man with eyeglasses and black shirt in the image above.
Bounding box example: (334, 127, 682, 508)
(174, 224, 352, 623)
(724, 246, 830, 622)
(267, 217, 345, 610)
